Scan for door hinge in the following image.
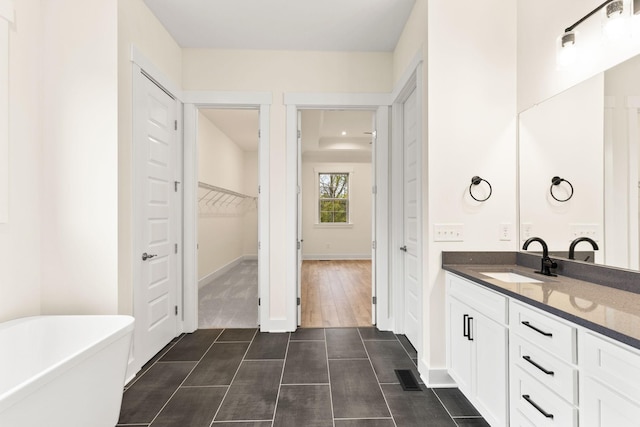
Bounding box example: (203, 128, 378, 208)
(174, 305, 178, 316)
(297, 241, 301, 250)
(372, 240, 376, 250)
(258, 298, 261, 306)
(258, 185, 261, 194)
(297, 297, 301, 306)
(258, 129, 261, 138)
(372, 296, 377, 305)
(174, 181, 180, 192)
(174, 243, 178, 254)
(174, 120, 177, 130)
(258, 241, 261, 250)
(372, 185, 377, 194)
(297, 129, 301, 139)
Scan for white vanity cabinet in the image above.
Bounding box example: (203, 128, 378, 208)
(446, 273, 508, 427)
(579, 332, 640, 427)
(509, 302, 578, 427)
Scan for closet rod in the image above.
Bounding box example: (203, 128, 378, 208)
(198, 181, 254, 199)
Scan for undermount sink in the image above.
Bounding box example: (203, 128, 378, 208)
(480, 271, 543, 283)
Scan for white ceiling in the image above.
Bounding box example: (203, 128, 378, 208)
(200, 109, 259, 152)
(199, 108, 373, 161)
(143, 0, 416, 51)
(301, 110, 374, 163)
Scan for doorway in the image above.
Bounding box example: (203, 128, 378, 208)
(298, 109, 375, 327)
(196, 108, 260, 328)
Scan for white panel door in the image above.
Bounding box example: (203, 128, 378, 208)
(371, 114, 377, 325)
(402, 88, 420, 346)
(297, 110, 303, 325)
(137, 74, 178, 364)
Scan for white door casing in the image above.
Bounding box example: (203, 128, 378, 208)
(132, 69, 180, 373)
(182, 92, 271, 332)
(402, 87, 420, 347)
(284, 93, 390, 331)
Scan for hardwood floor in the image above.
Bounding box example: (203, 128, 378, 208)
(301, 260, 372, 328)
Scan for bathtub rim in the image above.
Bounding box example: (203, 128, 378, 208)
(0, 314, 134, 413)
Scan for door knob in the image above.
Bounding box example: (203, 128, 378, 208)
(141, 252, 157, 261)
(400, 246, 407, 252)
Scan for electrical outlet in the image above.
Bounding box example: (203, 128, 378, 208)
(499, 223, 512, 241)
(520, 223, 533, 241)
(569, 224, 599, 242)
(434, 224, 464, 242)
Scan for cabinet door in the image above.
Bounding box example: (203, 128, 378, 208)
(448, 297, 472, 395)
(581, 376, 640, 427)
(474, 313, 508, 427)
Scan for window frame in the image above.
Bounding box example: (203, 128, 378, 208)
(314, 166, 354, 228)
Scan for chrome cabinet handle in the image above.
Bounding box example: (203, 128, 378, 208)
(141, 252, 157, 261)
(523, 355, 554, 376)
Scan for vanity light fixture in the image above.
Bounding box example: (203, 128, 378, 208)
(557, 0, 640, 67)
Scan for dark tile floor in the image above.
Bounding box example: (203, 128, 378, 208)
(118, 328, 489, 427)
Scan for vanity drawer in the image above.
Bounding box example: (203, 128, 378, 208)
(511, 366, 577, 427)
(510, 302, 576, 363)
(510, 334, 577, 404)
(580, 331, 640, 401)
(447, 273, 507, 324)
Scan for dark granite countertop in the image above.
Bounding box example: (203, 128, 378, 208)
(442, 252, 640, 351)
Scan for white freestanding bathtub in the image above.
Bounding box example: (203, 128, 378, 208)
(0, 315, 134, 427)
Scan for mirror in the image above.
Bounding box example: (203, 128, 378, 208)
(519, 54, 640, 270)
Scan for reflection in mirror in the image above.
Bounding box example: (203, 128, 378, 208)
(519, 54, 640, 271)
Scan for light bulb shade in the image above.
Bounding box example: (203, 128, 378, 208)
(602, 0, 630, 41)
(557, 31, 578, 68)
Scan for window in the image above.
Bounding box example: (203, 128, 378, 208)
(318, 173, 349, 223)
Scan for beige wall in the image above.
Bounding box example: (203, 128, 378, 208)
(117, 0, 183, 315)
(393, 0, 518, 379)
(0, 0, 42, 322)
(197, 112, 258, 280)
(39, 0, 119, 314)
(301, 161, 372, 259)
(183, 49, 393, 319)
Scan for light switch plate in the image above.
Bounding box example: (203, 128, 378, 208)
(499, 223, 512, 241)
(434, 224, 464, 242)
(520, 223, 533, 241)
(569, 223, 599, 242)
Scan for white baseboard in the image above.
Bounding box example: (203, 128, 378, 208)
(199, 255, 256, 289)
(303, 253, 371, 261)
(418, 359, 456, 388)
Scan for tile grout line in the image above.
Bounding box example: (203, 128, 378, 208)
(270, 331, 292, 427)
(324, 328, 336, 427)
(431, 388, 459, 424)
(124, 334, 186, 390)
(394, 334, 418, 362)
(357, 328, 398, 427)
(146, 330, 224, 426)
(208, 328, 259, 427)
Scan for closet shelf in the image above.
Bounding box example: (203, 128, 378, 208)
(198, 181, 257, 216)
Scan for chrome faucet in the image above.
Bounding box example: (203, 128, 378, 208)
(522, 237, 557, 277)
(568, 237, 599, 260)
